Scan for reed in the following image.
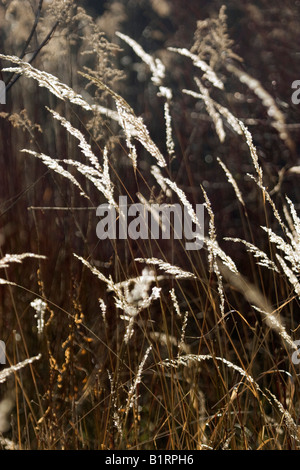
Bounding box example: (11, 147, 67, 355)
(0, 0, 299, 450)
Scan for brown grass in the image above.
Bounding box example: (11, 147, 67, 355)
(0, 0, 300, 450)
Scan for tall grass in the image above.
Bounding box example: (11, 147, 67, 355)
(0, 0, 299, 450)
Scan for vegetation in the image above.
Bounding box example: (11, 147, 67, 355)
(0, 0, 300, 450)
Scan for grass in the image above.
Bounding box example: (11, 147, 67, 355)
(0, 0, 300, 450)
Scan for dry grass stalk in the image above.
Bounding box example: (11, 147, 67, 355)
(0, 354, 41, 384)
(135, 257, 196, 279)
(219, 262, 298, 353)
(226, 62, 293, 150)
(168, 47, 224, 90)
